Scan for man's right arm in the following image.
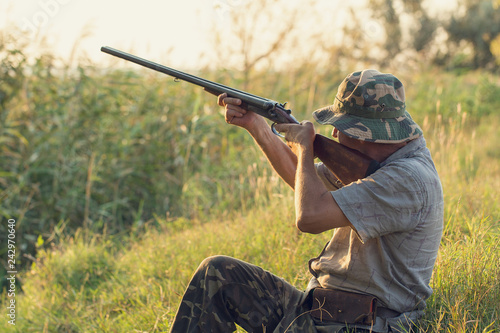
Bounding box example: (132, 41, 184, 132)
(218, 93, 298, 189)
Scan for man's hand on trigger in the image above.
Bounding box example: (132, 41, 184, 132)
(274, 121, 315, 154)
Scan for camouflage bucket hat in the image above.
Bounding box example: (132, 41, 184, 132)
(312, 69, 423, 143)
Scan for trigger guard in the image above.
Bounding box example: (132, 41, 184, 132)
(271, 123, 285, 138)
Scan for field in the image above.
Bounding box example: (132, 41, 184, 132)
(1, 55, 499, 332)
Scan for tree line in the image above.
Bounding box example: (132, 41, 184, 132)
(365, 0, 500, 70)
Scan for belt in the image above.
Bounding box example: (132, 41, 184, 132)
(307, 288, 401, 325)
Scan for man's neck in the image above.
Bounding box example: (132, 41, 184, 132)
(361, 141, 408, 163)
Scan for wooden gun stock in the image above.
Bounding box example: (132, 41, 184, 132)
(313, 134, 380, 185)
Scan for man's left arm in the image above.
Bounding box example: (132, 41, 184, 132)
(274, 122, 352, 234)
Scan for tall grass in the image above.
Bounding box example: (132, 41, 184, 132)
(0, 38, 345, 266)
(1, 37, 499, 332)
(408, 70, 500, 332)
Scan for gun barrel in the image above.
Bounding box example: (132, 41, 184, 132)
(100, 46, 379, 183)
(101, 46, 274, 111)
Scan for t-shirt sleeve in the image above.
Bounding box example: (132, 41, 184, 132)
(331, 161, 425, 243)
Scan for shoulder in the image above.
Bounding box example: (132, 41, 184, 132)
(380, 140, 443, 201)
(330, 140, 443, 239)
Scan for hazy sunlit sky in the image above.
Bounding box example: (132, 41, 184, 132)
(1, 0, 219, 67)
(1, 0, 456, 69)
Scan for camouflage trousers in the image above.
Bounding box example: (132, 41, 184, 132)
(169, 255, 375, 333)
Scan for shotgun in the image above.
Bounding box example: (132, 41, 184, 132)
(101, 46, 380, 185)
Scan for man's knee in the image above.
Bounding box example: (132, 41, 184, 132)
(195, 255, 244, 283)
(198, 255, 237, 272)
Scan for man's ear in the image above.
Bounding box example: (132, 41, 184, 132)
(332, 128, 339, 139)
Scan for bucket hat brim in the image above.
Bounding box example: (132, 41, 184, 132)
(313, 106, 423, 143)
(312, 70, 423, 143)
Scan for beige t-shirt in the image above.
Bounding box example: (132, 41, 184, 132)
(308, 137, 444, 332)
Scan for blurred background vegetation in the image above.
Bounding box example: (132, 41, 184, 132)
(0, 0, 499, 331)
(1, 0, 498, 260)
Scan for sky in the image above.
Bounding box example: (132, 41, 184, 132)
(1, 0, 457, 69)
(1, 0, 218, 68)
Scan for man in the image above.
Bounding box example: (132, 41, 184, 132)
(170, 69, 444, 332)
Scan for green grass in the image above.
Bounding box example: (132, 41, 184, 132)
(5, 205, 323, 332)
(3, 136, 499, 332)
(1, 39, 499, 332)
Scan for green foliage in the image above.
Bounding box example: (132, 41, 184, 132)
(0, 39, 345, 266)
(2, 105, 499, 331)
(365, 0, 500, 71)
(425, 218, 500, 332)
(0, 32, 26, 110)
(0, 57, 253, 262)
(0, 33, 499, 332)
(446, 0, 500, 69)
